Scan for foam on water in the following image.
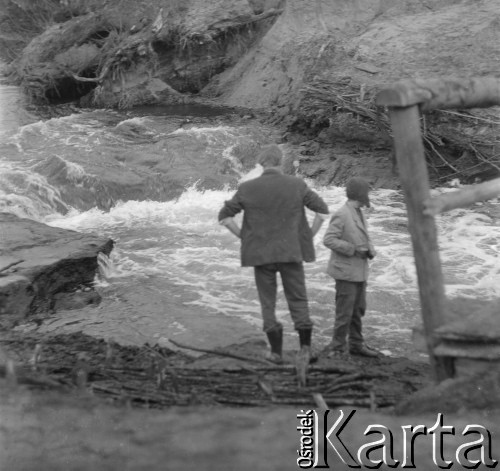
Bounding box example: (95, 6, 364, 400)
(437, 207, 500, 296)
(0, 162, 69, 218)
(171, 125, 237, 139)
(1, 113, 109, 196)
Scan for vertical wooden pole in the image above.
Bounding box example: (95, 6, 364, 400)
(388, 105, 454, 381)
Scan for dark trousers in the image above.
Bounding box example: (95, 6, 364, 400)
(254, 262, 312, 333)
(332, 280, 366, 350)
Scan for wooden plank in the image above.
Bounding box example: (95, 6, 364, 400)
(415, 298, 500, 351)
(434, 303, 500, 343)
(435, 342, 500, 360)
(388, 105, 454, 381)
(423, 178, 500, 216)
(376, 77, 500, 110)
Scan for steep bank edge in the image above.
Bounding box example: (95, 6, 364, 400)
(0, 212, 113, 325)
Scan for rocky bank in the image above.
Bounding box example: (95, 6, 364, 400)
(0, 212, 113, 326)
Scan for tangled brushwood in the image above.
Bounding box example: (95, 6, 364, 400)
(1, 332, 428, 409)
(300, 78, 500, 183)
(1, 0, 282, 107)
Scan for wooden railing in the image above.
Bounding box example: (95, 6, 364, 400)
(376, 78, 500, 381)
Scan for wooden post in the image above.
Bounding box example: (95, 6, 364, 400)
(376, 76, 500, 382)
(388, 105, 454, 381)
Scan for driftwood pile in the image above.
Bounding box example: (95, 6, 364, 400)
(0, 332, 423, 410)
(300, 78, 500, 181)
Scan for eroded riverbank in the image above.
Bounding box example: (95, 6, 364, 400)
(0, 212, 112, 323)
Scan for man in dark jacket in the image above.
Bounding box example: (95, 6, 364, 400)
(323, 177, 378, 357)
(218, 145, 329, 363)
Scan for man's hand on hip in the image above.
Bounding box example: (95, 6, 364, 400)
(219, 217, 241, 238)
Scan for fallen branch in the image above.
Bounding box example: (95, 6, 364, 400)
(168, 338, 271, 365)
(209, 8, 284, 33)
(257, 378, 275, 400)
(439, 109, 500, 126)
(312, 393, 329, 410)
(470, 144, 500, 173)
(0, 364, 66, 389)
(370, 391, 377, 412)
(219, 396, 376, 407)
(0, 259, 24, 273)
(423, 136, 460, 173)
(69, 67, 109, 84)
(322, 371, 387, 394)
(325, 372, 363, 385)
(325, 380, 371, 394)
(309, 365, 357, 374)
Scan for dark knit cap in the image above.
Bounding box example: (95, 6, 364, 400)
(346, 177, 371, 207)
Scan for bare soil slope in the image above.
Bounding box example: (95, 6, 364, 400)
(201, 0, 500, 185)
(210, 0, 500, 109)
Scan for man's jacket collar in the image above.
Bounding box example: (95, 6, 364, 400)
(346, 200, 369, 236)
(262, 168, 283, 176)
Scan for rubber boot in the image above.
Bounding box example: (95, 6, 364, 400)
(266, 328, 283, 364)
(298, 328, 318, 364)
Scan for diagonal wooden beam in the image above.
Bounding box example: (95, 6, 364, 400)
(424, 177, 500, 216)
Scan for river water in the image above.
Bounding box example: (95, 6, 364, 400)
(1, 81, 499, 358)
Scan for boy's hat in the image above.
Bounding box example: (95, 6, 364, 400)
(346, 177, 370, 207)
